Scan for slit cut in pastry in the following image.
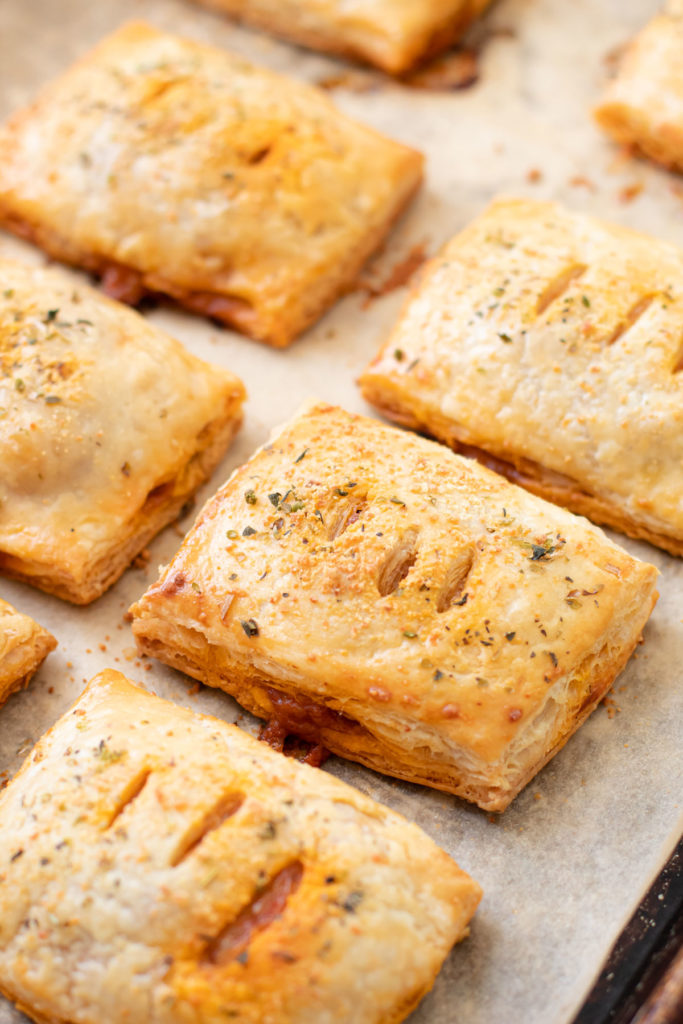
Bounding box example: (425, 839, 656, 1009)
(129, 403, 658, 812)
(0, 670, 481, 1024)
(0, 21, 424, 348)
(0, 257, 245, 604)
(360, 197, 683, 556)
(189, 0, 494, 75)
(594, 0, 683, 173)
(0, 599, 56, 708)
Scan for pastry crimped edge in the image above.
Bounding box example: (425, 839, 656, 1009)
(0, 962, 441, 1024)
(0, 405, 243, 604)
(191, 0, 492, 75)
(594, 102, 683, 175)
(359, 385, 683, 558)
(0, 168, 422, 348)
(132, 578, 655, 813)
(0, 617, 56, 708)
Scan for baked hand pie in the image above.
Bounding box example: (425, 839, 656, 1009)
(0, 257, 245, 604)
(0, 599, 56, 709)
(594, 0, 683, 173)
(360, 197, 683, 556)
(189, 0, 493, 75)
(0, 670, 481, 1024)
(0, 21, 423, 348)
(130, 403, 658, 812)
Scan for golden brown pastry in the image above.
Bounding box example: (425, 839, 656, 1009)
(0, 257, 245, 604)
(360, 197, 683, 556)
(0, 22, 423, 348)
(595, 0, 683, 172)
(0, 599, 55, 708)
(190, 0, 494, 75)
(130, 403, 658, 812)
(0, 670, 481, 1024)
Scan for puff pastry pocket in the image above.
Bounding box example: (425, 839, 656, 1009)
(595, 0, 683, 173)
(130, 403, 658, 812)
(0, 257, 245, 604)
(360, 197, 683, 556)
(0, 670, 481, 1024)
(190, 0, 494, 75)
(0, 599, 56, 708)
(0, 21, 423, 348)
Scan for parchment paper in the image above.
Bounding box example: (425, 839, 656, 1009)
(0, 1, 681, 1022)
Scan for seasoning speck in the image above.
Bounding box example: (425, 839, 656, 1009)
(341, 890, 364, 913)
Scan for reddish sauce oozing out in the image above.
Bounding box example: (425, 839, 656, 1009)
(203, 861, 304, 965)
(101, 264, 146, 305)
(258, 688, 358, 766)
(182, 291, 250, 324)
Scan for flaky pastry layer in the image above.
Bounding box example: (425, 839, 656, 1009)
(131, 403, 658, 811)
(0, 257, 245, 603)
(0, 670, 480, 1024)
(0, 599, 56, 708)
(360, 197, 683, 556)
(0, 22, 423, 346)
(191, 0, 493, 74)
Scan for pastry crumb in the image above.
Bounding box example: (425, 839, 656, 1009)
(132, 548, 150, 569)
(360, 243, 428, 305)
(619, 182, 643, 203)
(569, 175, 596, 191)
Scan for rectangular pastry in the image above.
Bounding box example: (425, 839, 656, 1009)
(0, 599, 55, 708)
(0, 22, 423, 348)
(190, 0, 494, 75)
(360, 197, 683, 556)
(0, 257, 245, 604)
(130, 403, 658, 811)
(0, 670, 481, 1024)
(594, 0, 683, 173)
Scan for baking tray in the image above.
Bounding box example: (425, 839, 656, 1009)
(1, 2, 682, 1023)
